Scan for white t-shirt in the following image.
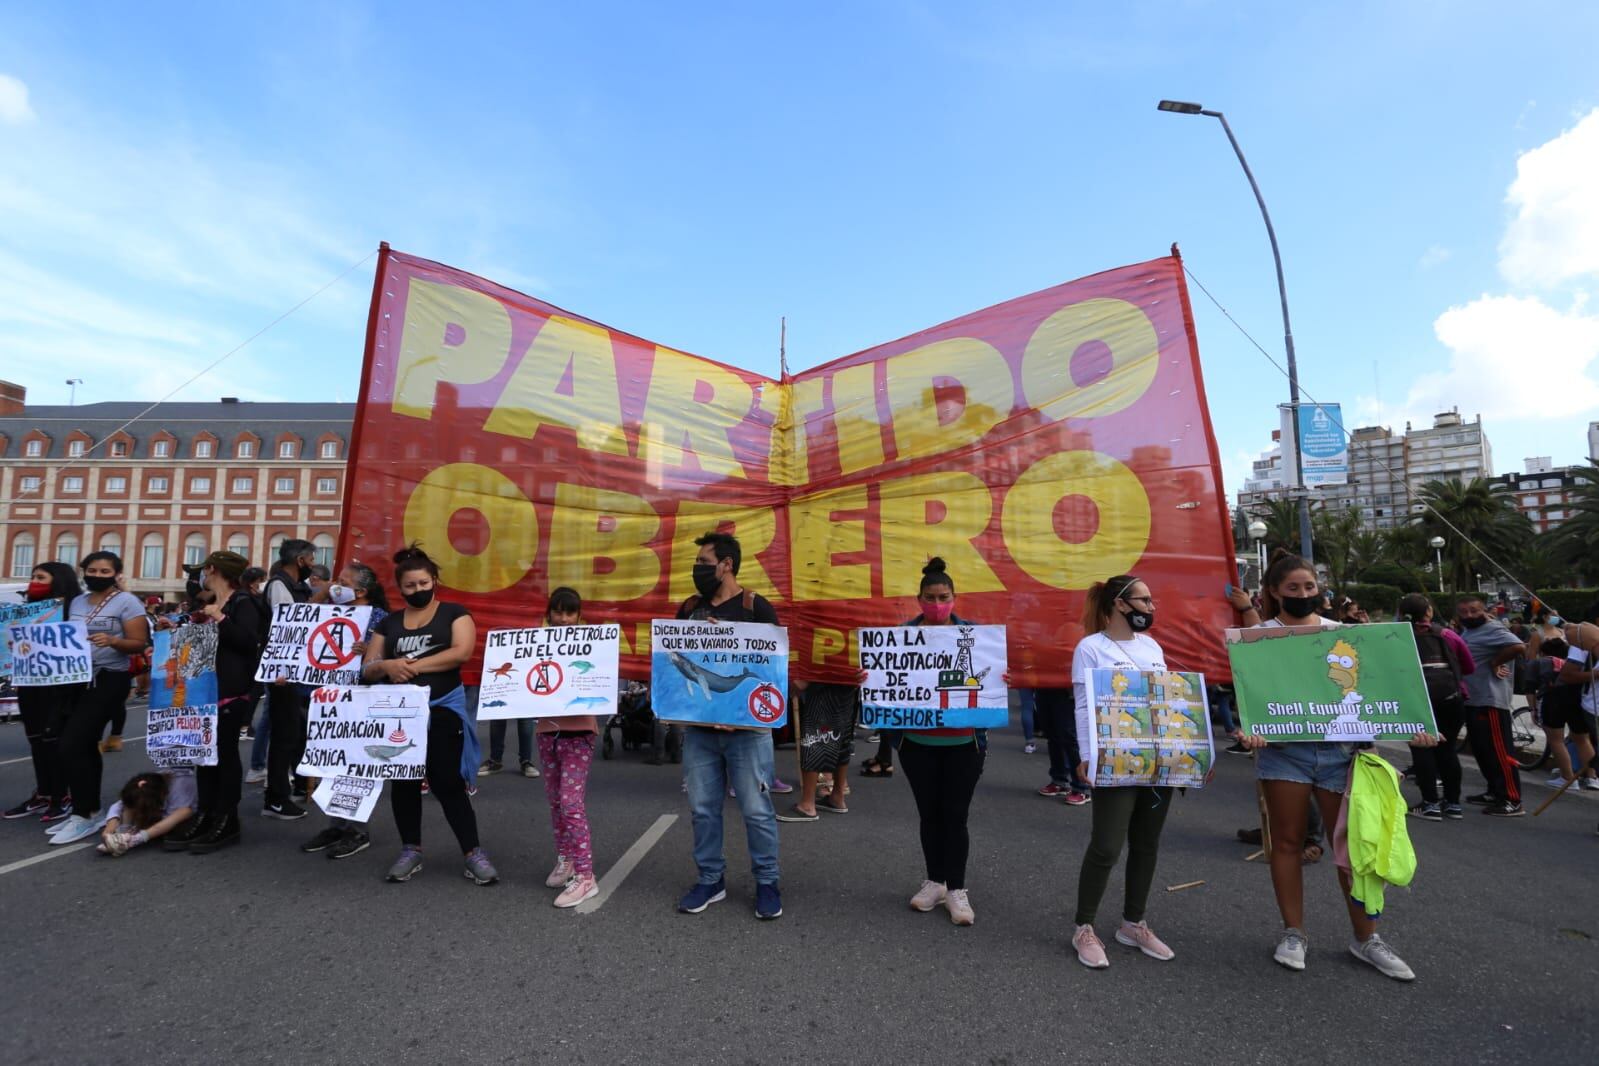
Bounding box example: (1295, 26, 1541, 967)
(106, 768, 197, 826)
(1566, 645, 1597, 714)
(68, 590, 146, 673)
(1072, 631, 1168, 751)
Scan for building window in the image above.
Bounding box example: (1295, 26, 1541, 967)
(110, 441, 128, 457)
(25, 439, 43, 457)
(316, 477, 337, 494)
(279, 441, 296, 458)
(105, 477, 128, 493)
(68, 440, 87, 457)
(274, 477, 295, 493)
(313, 533, 336, 569)
(183, 533, 207, 567)
(10, 533, 36, 577)
(140, 534, 165, 579)
(237, 440, 255, 458)
(195, 440, 214, 458)
(55, 534, 79, 567)
(190, 477, 212, 493)
(20, 476, 41, 493)
(148, 477, 169, 493)
(62, 476, 84, 493)
(153, 440, 171, 458)
(227, 533, 250, 558)
(319, 441, 339, 459)
(99, 532, 121, 555)
(232, 477, 254, 493)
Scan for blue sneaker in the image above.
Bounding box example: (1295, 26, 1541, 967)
(755, 882, 783, 920)
(678, 879, 726, 914)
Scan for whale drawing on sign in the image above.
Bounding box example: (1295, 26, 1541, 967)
(666, 651, 757, 701)
(363, 740, 417, 761)
(565, 695, 609, 710)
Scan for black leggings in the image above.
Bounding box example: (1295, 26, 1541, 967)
(196, 696, 258, 821)
(898, 739, 983, 890)
(17, 686, 68, 803)
(1411, 700, 1465, 805)
(265, 684, 308, 805)
(56, 671, 133, 818)
(390, 711, 480, 853)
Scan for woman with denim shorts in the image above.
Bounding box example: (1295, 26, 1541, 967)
(1234, 549, 1438, 982)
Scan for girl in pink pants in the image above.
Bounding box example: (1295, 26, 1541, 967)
(538, 588, 601, 908)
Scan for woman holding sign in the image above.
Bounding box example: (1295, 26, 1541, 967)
(1233, 549, 1434, 982)
(363, 545, 498, 886)
(49, 552, 149, 845)
(1068, 575, 1180, 969)
(2, 562, 79, 824)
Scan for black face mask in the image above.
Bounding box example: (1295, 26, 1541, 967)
(84, 574, 116, 593)
(1460, 615, 1488, 629)
(691, 563, 721, 598)
(1279, 594, 1320, 619)
(1121, 605, 1154, 632)
(403, 588, 435, 609)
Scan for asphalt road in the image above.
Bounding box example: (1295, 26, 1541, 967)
(1, 706, 1595, 1065)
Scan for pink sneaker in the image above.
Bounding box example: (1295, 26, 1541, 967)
(1037, 783, 1071, 798)
(545, 857, 575, 888)
(945, 888, 975, 926)
(1062, 790, 1092, 806)
(1115, 919, 1174, 960)
(909, 880, 947, 912)
(1072, 924, 1110, 969)
(553, 875, 599, 908)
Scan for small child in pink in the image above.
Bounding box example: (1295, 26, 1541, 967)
(539, 588, 601, 908)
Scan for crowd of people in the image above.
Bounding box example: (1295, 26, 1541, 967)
(4, 533, 1596, 980)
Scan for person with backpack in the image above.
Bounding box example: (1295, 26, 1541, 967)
(1398, 594, 1475, 821)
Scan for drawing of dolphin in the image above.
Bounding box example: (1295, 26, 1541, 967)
(666, 651, 757, 701)
(363, 740, 417, 762)
(570, 660, 596, 674)
(565, 695, 609, 710)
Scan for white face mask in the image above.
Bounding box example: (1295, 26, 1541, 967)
(328, 583, 356, 605)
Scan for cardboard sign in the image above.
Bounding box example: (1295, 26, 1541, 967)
(7, 620, 91, 686)
(478, 623, 621, 720)
(147, 625, 220, 768)
(650, 620, 789, 728)
(1, 599, 64, 685)
(1084, 668, 1213, 788)
(255, 603, 373, 686)
(298, 685, 430, 781)
(858, 624, 1009, 729)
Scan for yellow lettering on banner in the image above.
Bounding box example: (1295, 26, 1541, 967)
(1001, 451, 1150, 589)
(776, 377, 824, 487)
(482, 316, 629, 456)
(640, 348, 756, 479)
(830, 362, 888, 477)
(547, 484, 663, 602)
(668, 502, 780, 603)
(617, 622, 654, 657)
(403, 463, 535, 593)
(810, 627, 855, 666)
(1021, 298, 1159, 421)
(789, 484, 871, 602)
(393, 280, 513, 421)
(884, 338, 1012, 463)
(878, 471, 1004, 592)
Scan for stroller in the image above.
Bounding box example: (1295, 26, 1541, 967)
(602, 680, 655, 759)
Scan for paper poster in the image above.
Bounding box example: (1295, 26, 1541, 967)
(1085, 668, 1213, 788)
(858, 624, 1009, 730)
(1226, 622, 1437, 742)
(254, 603, 373, 686)
(1, 599, 64, 686)
(7, 619, 91, 686)
(311, 775, 383, 823)
(147, 625, 220, 768)
(478, 623, 621, 720)
(650, 620, 789, 728)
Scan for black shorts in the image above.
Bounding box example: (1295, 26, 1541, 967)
(1539, 687, 1593, 734)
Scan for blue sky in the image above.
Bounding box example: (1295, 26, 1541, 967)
(3, 2, 1597, 498)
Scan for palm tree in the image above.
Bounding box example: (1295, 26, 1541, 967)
(1549, 461, 1599, 584)
(1311, 506, 1361, 589)
(1416, 477, 1532, 592)
(1258, 498, 1302, 558)
(1348, 527, 1388, 579)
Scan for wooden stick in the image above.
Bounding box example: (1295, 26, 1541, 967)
(1166, 879, 1205, 892)
(1243, 849, 1265, 862)
(1533, 775, 1578, 816)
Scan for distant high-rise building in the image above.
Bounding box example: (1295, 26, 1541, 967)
(1494, 457, 1591, 534)
(1588, 421, 1598, 464)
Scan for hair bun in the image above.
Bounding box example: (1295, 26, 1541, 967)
(922, 557, 947, 576)
(1266, 546, 1294, 565)
(392, 541, 431, 566)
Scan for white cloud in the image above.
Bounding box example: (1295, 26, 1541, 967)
(1499, 108, 1599, 289)
(0, 74, 34, 124)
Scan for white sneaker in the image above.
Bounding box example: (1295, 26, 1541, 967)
(909, 880, 947, 912)
(1274, 927, 1308, 971)
(1580, 776, 1599, 791)
(49, 814, 104, 845)
(945, 888, 975, 926)
(244, 768, 267, 785)
(1349, 933, 1415, 981)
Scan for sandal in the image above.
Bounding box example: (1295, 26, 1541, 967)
(859, 759, 894, 778)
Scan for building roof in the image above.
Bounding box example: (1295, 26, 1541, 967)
(0, 400, 355, 460)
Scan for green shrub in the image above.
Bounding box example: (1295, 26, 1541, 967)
(1357, 562, 1426, 594)
(1533, 588, 1599, 620)
(1341, 583, 1403, 620)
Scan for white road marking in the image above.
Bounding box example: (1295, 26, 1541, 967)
(575, 813, 677, 914)
(0, 842, 95, 875)
(0, 732, 147, 766)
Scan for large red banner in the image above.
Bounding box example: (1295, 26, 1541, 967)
(340, 246, 1237, 686)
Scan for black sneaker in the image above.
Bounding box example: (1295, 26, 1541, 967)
(1443, 804, 1464, 820)
(40, 800, 73, 824)
(1465, 792, 1498, 806)
(1224, 742, 1250, 755)
(1408, 801, 1442, 821)
(301, 826, 346, 853)
(163, 815, 212, 851)
(328, 830, 371, 860)
(262, 799, 308, 821)
(1482, 801, 1525, 818)
(190, 815, 241, 853)
(3, 793, 49, 819)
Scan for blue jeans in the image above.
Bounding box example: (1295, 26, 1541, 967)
(249, 690, 271, 772)
(1038, 687, 1084, 787)
(683, 727, 780, 886)
(489, 717, 534, 764)
(1016, 689, 1036, 741)
(1208, 687, 1238, 735)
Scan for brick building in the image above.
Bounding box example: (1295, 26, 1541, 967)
(0, 381, 355, 598)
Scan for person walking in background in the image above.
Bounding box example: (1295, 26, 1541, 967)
(1455, 594, 1528, 817)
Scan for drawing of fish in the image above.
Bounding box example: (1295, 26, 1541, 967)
(564, 695, 609, 710)
(483, 699, 509, 708)
(570, 661, 596, 674)
(666, 651, 757, 701)
(363, 740, 417, 762)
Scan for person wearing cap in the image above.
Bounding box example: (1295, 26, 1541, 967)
(166, 550, 269, 854)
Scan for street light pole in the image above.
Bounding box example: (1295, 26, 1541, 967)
(66, 378, 83, 406)
(1158, 99, 1314, 564)
(1429, 535, 1445, 594)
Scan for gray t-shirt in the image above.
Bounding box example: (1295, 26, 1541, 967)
(69, 590, 147, 673)
(1459, 620, 1522, 709)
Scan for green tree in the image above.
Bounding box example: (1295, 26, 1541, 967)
(1549, 461, 1599, 585)
(1258, 498, 1302, 558)
(1311, 506, 1361, 589)
(1348, 527, 1389, 579)
(1416, 477, 1532, 593)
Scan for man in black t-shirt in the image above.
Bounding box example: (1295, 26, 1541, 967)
(674, 532, 784, 921)
(262, 539, 324, 820)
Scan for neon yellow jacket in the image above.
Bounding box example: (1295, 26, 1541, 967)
(1334, 752, 1416, 917)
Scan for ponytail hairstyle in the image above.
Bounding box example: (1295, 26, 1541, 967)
(1259, 547, 1317, 621)
(392, 542, 440, 582)
(346, 562, 389, 612)
(1082, 574, 1139, 635)
(546, 586, 582, 623)
(918, 557, 954, 596)
(1398, 593, 1433, 629)
(118, 773, 170, 831)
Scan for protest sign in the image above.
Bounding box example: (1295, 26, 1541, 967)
(479, 623, 621, 720)
(650, 620, 788, 728)
(300, 685, 429, 824)
(1, 599, 64, 685)
(858, 624, 1009, 730)
(7, 620, 91, 686)
(1084, 668, 1213, 788)
(311, 776, 384, 823)
(255, 603, 373, 686)
(1226, 622, 1437, 742)
(147, 626, 220, 768)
